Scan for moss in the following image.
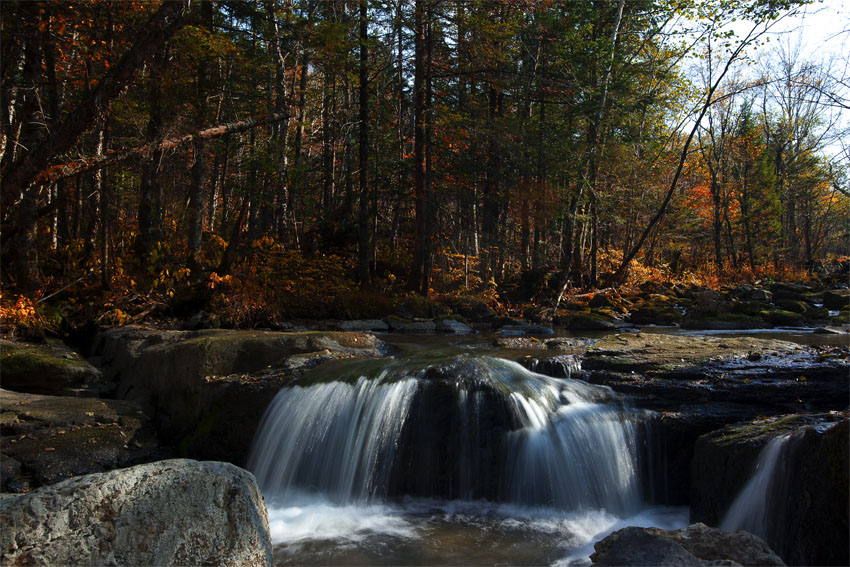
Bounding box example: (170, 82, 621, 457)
(762, 309, 805, 326)
(776, 299, 809, 314)
(712, 415, 807, 447)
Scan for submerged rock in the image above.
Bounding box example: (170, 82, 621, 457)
(0, 388, 160, 491)
(591, 523, 785, 566)
(0, 459, 273, 566)
(690, 414, 849, 567)
(0, 339, 104, 396)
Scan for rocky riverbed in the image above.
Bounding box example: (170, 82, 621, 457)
(0, 305, 847, 565)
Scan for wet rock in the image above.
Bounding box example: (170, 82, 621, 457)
(591, 523, 785, 566)
(493, 336, 597, 354)
(690, 415, 849, 567)
(337, 319, 390, 332)
(0, 339, 104, 397)
(0, 459, 273, 566)
(384, 316, 437, 333)
(435, 318, 472, 334)
(582, 334, 848, 506)
(823, 289, 850, 311)
(582, 333, 798, 374)
(813, 326, 847, 335)
(0, 388, 160, 491)
(496, 324, 555, 336)
(775, 299, 808, 314)
(516, 354, 583, 378)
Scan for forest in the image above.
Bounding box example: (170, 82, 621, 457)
(1, 0, 848, 328)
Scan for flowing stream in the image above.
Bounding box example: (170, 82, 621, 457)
(248, 350, 687, 565)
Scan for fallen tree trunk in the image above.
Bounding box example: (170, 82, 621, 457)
(0, 113, 289, 249)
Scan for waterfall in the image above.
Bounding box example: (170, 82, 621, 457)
(248, 354, 648, 514)
(720, 433, 796, 541)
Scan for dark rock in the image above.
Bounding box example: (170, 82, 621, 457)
(558, 310, 630, 330)
(182, 310, 220, 330)
(0, 459, 273, 566)
(775, 299, 808, 314)
(761, 309, 806, 326)
(496, 324, 554, 336)
(0, 339, 104, 397)
(581, 334, 849, 506)
(748, 289, 772, 302)
(337, 319, 390, 332)
(823, 289, 850, 311)
(591, 523, 785, 566)
(691, 415, 849, 567)
(804, 306, 830, 321)
(682, 312, 765, 330)
(385, 316, 436, 332)
(0, 388, 161, 491)
(439, 296, 495, 322)
(434, 318, 472, 334)
(92, 327, 386, 464)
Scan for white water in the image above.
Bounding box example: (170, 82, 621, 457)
(721, 434, 793, 537)
(248, 354, 686, 565)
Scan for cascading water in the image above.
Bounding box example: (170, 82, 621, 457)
(248, 353, 686, 565)
(720, 434, 795, 538)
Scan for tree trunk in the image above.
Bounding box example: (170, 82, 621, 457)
(357, 0, 371, 286)
(408, 0, 427, 292)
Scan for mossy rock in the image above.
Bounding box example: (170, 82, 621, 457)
(682, 312, 764, 330)
(762, 309, 806, 326)
(735, 300, 769, 316)
(775, 299, 809, 314)
(559, 310, 626, 330)
(435, 313, 469, 325)
(0, 340, 103, 396)
(628, 303, 683, 326)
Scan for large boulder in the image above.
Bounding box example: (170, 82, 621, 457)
(591, 523, 785, 566)
(0, 388, 160, 492)
(0, 339, 104, 396)
(691, 415, 849, 566)
(93, 327, 386, 461)
(0, 459, 273, 566)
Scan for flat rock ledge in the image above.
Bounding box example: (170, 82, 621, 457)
(591, 523, 785, 566)
(0, 459, 273, 567)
